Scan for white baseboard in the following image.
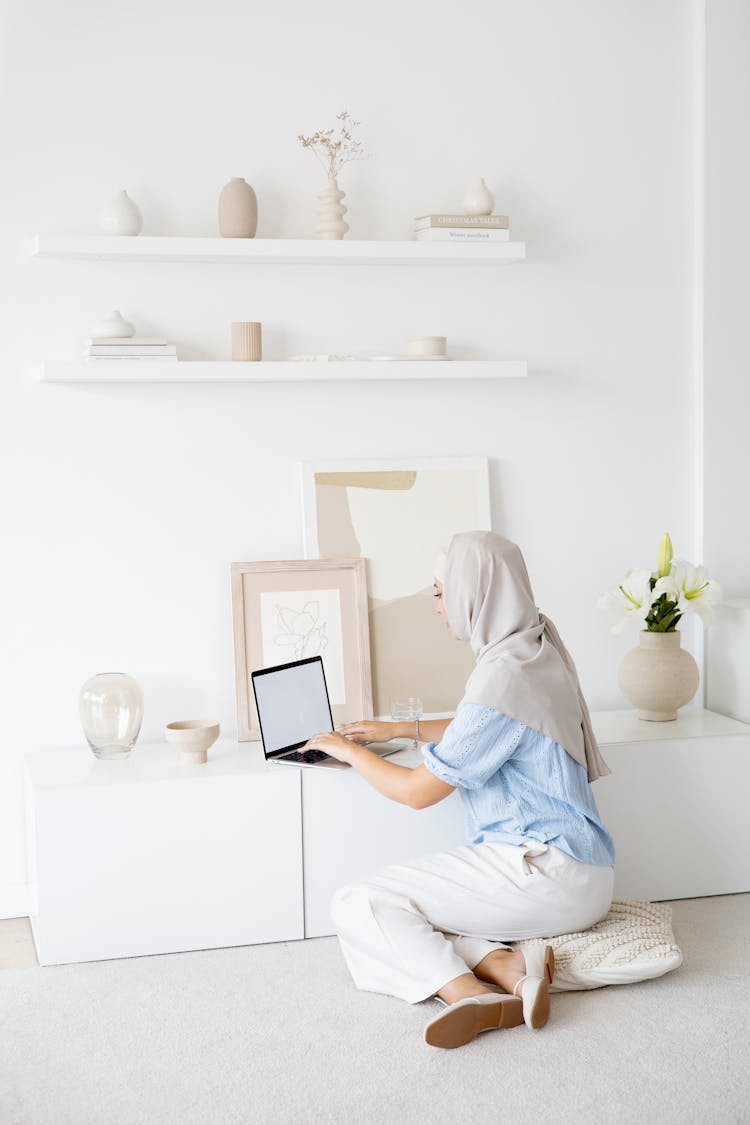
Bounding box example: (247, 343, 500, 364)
(0, 883, 30, 920)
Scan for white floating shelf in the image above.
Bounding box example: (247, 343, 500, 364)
(35, 360, 528, 384)
(31, 235, 526, 266)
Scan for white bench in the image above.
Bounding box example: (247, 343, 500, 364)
(24, 709, 750, 965)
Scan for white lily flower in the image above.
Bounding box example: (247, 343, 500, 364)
(657, 560, 723, 626)
(597, 568, 656, 634)
(656, 532, 673, 578)
(652, 573, 682, 606)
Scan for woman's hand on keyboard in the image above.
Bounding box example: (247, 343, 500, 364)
(302, 731, 357, 763)
(339, 720, 400, 744)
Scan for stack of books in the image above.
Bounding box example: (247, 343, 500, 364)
(87, 336, 178, 361)
(414, 214, 510, 243)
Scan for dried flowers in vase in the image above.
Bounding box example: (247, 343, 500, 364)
(297, 110, 368, 240)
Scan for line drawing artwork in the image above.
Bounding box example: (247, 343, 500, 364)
(259, 587, 345, 703)
(273, 601, 329, 660)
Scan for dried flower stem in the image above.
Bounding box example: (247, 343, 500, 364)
(298, 110, 368, 180)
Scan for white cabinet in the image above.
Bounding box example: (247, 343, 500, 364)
(590, 709, 750, 901)
(301, 746, 465, 938)
(24, 709, 750, 965)
(25, 743, 303, 965)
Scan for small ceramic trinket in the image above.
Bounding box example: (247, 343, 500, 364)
(463, 178, 495, 216)
(99, 190, 143, 235)
(90, 310, 135, 338)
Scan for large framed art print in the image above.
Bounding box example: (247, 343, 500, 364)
(300, 457, 491, 715)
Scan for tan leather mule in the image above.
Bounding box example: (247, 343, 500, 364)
(423, 993, 524, 1049)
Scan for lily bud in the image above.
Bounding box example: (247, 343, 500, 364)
(656, 532, 673, 578)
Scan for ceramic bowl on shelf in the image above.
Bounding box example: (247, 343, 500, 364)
(407, 336, 448, 356)
(165, 719, 220, 765)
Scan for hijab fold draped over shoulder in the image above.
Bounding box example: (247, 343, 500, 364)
(442, 531, 610, 783)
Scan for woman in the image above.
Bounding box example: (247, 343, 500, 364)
(303, 531, 615, 1049)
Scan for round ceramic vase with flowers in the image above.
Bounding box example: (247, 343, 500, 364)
(298, 110, 367, 239)
(597, 534, 722, 720)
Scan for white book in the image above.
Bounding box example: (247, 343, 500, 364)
(414, 227, 511, 242)
(89, 336, 169, 345)
(414, 214, 509, 230)
(86, 355, 178, 362)
(88, 345, 177, 356)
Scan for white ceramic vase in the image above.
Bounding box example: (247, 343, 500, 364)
(218, 177, 258, 238)
(618, 630, 700, 721)
(99, 190, 142, 236)
(90, 310, 135, 339)
(463, 177, 495, 216)
(316, 177, 349, 239)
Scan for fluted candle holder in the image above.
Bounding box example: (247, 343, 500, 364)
(231, 321, 262, 361)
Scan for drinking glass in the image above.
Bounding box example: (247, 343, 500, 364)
(390, 697, 424, 751)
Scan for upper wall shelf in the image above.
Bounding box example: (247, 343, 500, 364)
(31, 235, 526, 267)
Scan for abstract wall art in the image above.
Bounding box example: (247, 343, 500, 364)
(300, 457, 491, 715)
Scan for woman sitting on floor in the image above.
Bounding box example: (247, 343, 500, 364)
(303, 530, 615, 1049)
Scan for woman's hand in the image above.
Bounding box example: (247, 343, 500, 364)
(302, 731, 358, 763)
(339, 720, 401, 744)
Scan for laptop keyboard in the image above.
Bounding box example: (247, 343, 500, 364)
(279, 749, 331, 763)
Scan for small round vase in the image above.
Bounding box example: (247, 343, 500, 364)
(463, 177, 494, 216)
(79, 673, 144, 759)
(99, 190, 142, 236)
(618, 631, 700, 721)
(90, 310, 135, 339)
(316, 177, 349, 239)
(218, 177, 258, 238)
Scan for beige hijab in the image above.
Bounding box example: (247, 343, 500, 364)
(440, 531, 610, 783)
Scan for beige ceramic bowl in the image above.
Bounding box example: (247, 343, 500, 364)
(407, 336, 447, 356)
(165, 719, 220, 765)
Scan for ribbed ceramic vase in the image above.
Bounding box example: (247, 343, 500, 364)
(218, 177, 258, 238)
(618, 631, 699, 721)
(316, 177, 349, 239)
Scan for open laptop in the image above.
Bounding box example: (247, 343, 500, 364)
(251, 656, 404, 769)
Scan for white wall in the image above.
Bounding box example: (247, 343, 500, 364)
(0, 0, 697, 912)
(703, 0, 750, 718)
(704, 0, 750, 597)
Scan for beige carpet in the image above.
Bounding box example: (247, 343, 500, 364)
(1, 894, 748, 1125)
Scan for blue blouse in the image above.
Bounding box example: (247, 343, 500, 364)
(422, 703, 615, 867)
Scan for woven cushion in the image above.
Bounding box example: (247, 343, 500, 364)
(511, 900, 683, 992)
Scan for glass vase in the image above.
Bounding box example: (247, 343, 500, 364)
(78, 672, 144, 759)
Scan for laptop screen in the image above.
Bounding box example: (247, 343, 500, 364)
(252, 657, 334, 756)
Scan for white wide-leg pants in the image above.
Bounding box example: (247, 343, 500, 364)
(331, 842, 614, 1004)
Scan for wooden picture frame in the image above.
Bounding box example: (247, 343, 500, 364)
(231, 558, 373, 741)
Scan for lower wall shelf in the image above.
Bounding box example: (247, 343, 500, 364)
(34, 360, 528, 384)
